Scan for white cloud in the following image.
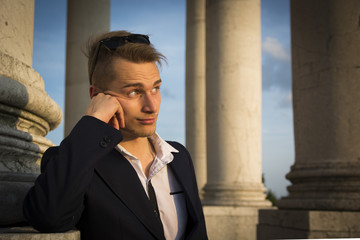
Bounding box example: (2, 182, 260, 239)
(262, 37, 290, 61)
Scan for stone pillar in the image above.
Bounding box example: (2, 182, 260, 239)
(0, 0, 34, 67)
(64, 0, 110, 136)
(203, 0, 271, 239)
(185, 0, 206, 193)
(279, 0, 360, 211)
(0, 0, 62, 225)
(258, 0, 360, 238)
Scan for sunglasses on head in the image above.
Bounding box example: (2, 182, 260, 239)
(89, 34, 150, 84)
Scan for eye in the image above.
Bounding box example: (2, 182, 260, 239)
(128, 90, 139, 97)
(151, 86, 160, 94)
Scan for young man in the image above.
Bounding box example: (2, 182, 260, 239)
(23, 31, 207, 240)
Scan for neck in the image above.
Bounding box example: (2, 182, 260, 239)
(119, 134, 155, 178)
(119, 134, 150, 154)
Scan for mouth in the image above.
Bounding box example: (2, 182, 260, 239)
(137, 118, 156, 125)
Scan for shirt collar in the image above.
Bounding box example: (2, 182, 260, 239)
(115, 132, 179, 164)
(149, 132, 179, 163)
(116, 144, 136, 160)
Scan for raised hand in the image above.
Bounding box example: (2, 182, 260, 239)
(85, 92, 125, 130)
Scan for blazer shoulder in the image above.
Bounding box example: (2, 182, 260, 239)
(166, 141, 193, 167)
(41, 146, 60, 172)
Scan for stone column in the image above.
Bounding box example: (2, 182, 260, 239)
(203, 0, 271, 239)
(64, 0, 110, 136)
(279, 0, 360, 212)
(185, 0, 206, 193)
(258, 0, 360, 238)
(0, 0, 62, 225)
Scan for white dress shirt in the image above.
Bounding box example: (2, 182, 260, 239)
(115, 133, 188, 240)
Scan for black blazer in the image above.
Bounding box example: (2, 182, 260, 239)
(23, 116, 207, 240)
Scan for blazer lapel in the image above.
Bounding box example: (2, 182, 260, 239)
(169, 150, 200, 226)
(95, 149, 165, 240)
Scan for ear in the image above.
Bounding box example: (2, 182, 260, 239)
(89, 85, 101, 98)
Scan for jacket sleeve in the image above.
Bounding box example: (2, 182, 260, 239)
(23, 116, 123, 233)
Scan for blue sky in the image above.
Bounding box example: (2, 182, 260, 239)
(33, 0, 293, 198)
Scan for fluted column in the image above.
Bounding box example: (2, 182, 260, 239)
(64, 0, 110, 136)
(0, 0, 62, 225)
(277, 0, 360, 211)
(203, 0, 269, 207)
(185, 0, 206, 193)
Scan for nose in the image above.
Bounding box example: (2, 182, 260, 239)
(141, 92, 158, 113)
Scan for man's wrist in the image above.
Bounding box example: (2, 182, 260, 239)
(85, 112, 108, 123)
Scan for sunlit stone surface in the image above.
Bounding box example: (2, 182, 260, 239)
(0, 0, 62, 225)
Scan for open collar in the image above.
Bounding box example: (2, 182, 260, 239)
(94, 141, 199, 239)
(95, 149, 165, 240)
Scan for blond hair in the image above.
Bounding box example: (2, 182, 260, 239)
(85, 30, 166, 88)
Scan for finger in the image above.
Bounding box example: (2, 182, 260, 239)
(85, 93, 120, 124)
(109, 115, 119, 130)
(103, 90, 121, 98)
(115, 105, 125, 129)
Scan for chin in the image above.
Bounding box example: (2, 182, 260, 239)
(135, 130, 155, 137)
(123, 126, 156, 138)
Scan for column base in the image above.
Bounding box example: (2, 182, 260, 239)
(0, 173, 37, 225)
(204, 205, 274, 240)
(0, 227, 80, 240)
(283, 161, 360, 210)
(257, 209, 360, 239)
(202, 183, 272, 207)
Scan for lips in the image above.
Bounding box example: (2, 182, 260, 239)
(137, 118, 156, 124)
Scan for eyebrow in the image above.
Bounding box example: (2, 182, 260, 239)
(122, 79, 162, 89)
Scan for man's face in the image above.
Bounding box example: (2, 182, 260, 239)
(106, 58, 161, 139)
